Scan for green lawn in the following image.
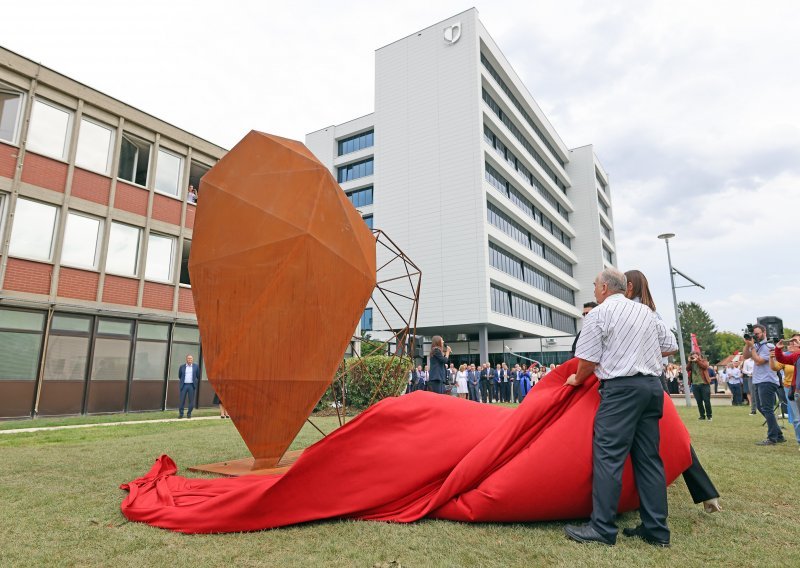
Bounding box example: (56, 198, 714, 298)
(1, 404, 797, 567)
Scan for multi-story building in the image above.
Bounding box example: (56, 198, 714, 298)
(307, 9, 616, 365)
(0, 47, 225, 419)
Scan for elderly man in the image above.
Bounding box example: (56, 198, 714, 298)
(563, 268, 677, 547)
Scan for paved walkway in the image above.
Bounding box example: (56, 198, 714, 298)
(0, 415, 220, 435)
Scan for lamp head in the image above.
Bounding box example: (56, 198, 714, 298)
(657, 233, 676, 240)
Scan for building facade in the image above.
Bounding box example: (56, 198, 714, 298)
(0, 47, 225, 419)
(307, 9, 616, 365)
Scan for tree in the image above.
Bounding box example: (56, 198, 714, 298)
(675, 301, 719, 362)
(784, 327, 799, 340)
(716, 331, 744, 360)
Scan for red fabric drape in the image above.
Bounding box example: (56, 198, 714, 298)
(120, 359, 692, 533)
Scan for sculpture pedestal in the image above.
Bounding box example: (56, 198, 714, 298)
(188, 450, 304, 477)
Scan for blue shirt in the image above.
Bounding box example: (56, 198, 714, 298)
(752, 340, 778, 385)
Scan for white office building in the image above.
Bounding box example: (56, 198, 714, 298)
(307, 9, 616, 366)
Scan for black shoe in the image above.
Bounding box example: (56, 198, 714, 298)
(756, 439, 776, 446)
(622, 525, 670, 547)
(698, 416, 706, 420)
(564, 524, 615, 546)
(776, 437, 787, 443)
(187, 414, 192, 419)
(178, 415, 184, 419)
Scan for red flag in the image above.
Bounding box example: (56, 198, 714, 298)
(690, 333, 701, 353)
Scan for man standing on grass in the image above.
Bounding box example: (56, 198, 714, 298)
(563, 268, 677, 547)
(178, 354, 200, 419)
(744, 324, 785, 445)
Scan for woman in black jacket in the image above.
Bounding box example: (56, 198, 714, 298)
(428, 336, 451, 394)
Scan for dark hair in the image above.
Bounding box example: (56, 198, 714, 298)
(753, 324, 766, 333)
(624, 269, 656, 311)
(430, 335, 444, 357)
(583, 301, 598, 309)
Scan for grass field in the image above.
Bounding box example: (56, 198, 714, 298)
(1, 403, 798, 567)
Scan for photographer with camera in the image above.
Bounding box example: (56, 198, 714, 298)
(743, 324, 786, 445)
(686, 350, 713, 421)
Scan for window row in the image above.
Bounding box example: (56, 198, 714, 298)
(487, 202, 573, 277)
(483, 88, 566, 192)
(480, 53, 566, 168)
(0, 87, 210, 199)
(490, 284, 576, 334)
(363, 214, 374, 229)
(489, 242, 575, 305)
(0, 307, 204, 417)
(7, 197, 191, 284)
(484, 125, 569, 221)
(337, 158, 374, 183)
(347, 186, 374, 208)
(598, 193, 610, 216)
(601, 222, 612, 241)
(338, 130, 374, 156)
(485, 163, 570, 248)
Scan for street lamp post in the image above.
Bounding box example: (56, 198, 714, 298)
(658, 233, 705, 407)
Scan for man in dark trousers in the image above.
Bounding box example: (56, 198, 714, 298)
(178, 354, 201, 418)
(479, 363, 491, 403)
(563, 268, 677, 547)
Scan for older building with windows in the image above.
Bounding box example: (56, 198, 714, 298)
(307, 9, 617, 366)
(0, 47, 225, 419)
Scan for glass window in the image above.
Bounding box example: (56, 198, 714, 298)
(133, 340, 168, 380)
(51, 314, 92, 333)
(0, 87, 24, 144)
(360, 308, 373, 332)
(145, 233, 175, 282)
(91, 337, 131, 381)
(106, 222, 141, 277)
(75, 118, 114, 175)
(0, 331, 42, 380)
(337, 158, 374, 183)
(0, 308, 45, 331)
(169, 342, 199, 383)
(337, 130, 374, 156)
(118, 133, 151, 186)
(27, 99, 72, 160)
(97, 319, 133, 336)
(43, 336, 89, 380)
(179, 239, 191, 286)
(363, 215, 373, 229)
(188, 160, 210, 201)
(173, 326, 199, 343)
(8, 198, 58, 261)
(155, 148, 183, 196)
(61, 212, 103, 269)
(137, 322, 169, 341)
(346, 186, 373, 208)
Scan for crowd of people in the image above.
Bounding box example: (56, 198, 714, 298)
(406, 361, 557, 403)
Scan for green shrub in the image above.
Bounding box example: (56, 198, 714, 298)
(316, 355, 412, 412)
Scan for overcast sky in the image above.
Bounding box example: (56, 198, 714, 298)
(5, 0, 799, 334)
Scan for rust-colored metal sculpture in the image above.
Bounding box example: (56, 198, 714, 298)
(188, 131, 376, 473)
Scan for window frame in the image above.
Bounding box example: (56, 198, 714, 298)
(105, 221, 142, 278)
(117, 132, 152, 188)
(75, 116, 116, 176)
(0, 84, 25, 146)
(8, 197, 59, 262)
(27, 98, 74, 161)
(144, 232, 176, 283)
(154, 146, 184, 198)
(60, 210, 104, 270)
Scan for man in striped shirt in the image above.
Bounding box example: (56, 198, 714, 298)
(564, 268, 678, 547)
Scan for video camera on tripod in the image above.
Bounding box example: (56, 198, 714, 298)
(743, 317, 784, 344)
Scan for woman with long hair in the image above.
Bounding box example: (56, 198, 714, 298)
(428, 336, 451, 394)
(624, 269, 722, 514)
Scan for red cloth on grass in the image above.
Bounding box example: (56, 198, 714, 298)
(120, 359, 692, 533)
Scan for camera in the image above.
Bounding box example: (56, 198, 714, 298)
(742, 324, 754, 341)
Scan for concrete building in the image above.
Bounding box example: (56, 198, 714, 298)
(0, 46, 225, 419)
(307, 9, 616, 366)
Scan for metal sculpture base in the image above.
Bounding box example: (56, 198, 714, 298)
(188, 450, 304, 477)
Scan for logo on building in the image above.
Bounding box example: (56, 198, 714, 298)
(443, 23, 461, 45)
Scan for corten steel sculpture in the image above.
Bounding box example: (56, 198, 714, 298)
(188, 131, 376, 474)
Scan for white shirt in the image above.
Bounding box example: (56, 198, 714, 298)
(184, 364, 194, 384)
(575, 293, 677, 380)
(742, 358, 754, 376)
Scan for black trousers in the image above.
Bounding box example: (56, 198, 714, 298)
(683, 446, 719, 503)
(591, 376, 669, 543)
(479, 380, 491, 403)
(693, 383, 712, 418)
(428, 380, 443, 394)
